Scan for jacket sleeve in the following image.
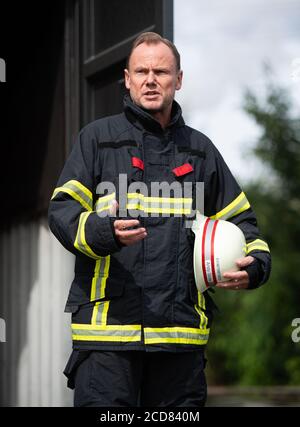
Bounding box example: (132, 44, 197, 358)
(48, 126, 121, 258)
(203, 143, 271, 289)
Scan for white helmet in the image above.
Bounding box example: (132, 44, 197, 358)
(191, 212, 246, 293)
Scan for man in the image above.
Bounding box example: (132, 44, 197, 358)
(48, 32, 271, 407)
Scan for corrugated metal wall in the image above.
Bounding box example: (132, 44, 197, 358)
(0, 219, 75, 407)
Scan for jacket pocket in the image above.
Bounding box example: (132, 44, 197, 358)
(63, 350, 91, 389)
(65, 274, 125, 313)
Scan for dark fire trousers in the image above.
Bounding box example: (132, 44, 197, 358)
(64, 350, 207, 407)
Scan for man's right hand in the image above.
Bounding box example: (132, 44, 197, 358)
(110, 200, 147, 246)
(114, 219, 147, 246)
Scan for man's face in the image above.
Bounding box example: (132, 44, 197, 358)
(124, 42, 183, 114)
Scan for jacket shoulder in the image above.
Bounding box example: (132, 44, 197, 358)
(182, 125, 217, 155)
(80, 113, 133, 143)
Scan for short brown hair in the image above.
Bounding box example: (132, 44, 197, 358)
(126, 32, 181, 71)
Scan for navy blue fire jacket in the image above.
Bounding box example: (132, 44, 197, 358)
(48, 95, 271, 352)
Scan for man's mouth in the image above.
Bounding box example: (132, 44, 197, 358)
(144, 91, 160, 97)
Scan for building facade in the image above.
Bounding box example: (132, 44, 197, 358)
(0, 0, 173, 406)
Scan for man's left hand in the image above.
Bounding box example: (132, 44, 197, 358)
(216, 256, 255, 290)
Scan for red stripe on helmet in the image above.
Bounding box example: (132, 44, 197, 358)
(201, 218, 211, 289)
(210, 220, 219, 284)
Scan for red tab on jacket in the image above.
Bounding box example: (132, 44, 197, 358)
(131, 157, 144, 170)
(172, 163, 194, 177)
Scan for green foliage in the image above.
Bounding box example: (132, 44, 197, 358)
(207, 82, 300, 385)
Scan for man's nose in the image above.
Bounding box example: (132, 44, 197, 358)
(146, 71, 156, 85)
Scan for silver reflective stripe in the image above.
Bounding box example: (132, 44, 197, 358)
(74, 212, 100, 259)
(94, 257, 109, 301)
(126, 198, 142, 209)
(95, 193, 116, 213)
(61, 182, 92, 209)
(145, 331, 209, 340)
(144, 327, 210, 345)
(72, 328, 140, 337)
(212, 193, 250, 220)
(126, 200, 192, 214)
(52, 180, 93, 211)
(96, 203, 113, 213)
(127, 206, 192, 214)
(91, 301, 109, 326)
(72, 325, 142, 342)
(246, 239, 270, 253)
(220, 197, 248, 220)
(95, 303, 105, 324)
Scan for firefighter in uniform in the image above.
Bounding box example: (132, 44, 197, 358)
(48, 32, 271, 407)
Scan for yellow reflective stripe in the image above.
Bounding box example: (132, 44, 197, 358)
(95, 192, 116, 213)
(91, 302, 99, 325)
(145, 197, 192, 205)
(51, 188, 62, 198)
(144, 326, 210, 345)
(217, 192, 247, 218)
(72, 323, 142, 342)
(92, 301, 110, 325)
(210, 192, 250, 220)
(127, 193, 142, 200)
(127, 193, 192, 205)
(51, 180, 92, 200)
(144, 326, 209, 334)
(247, 245, 269, 253)
(126, 205, 191, 214)
(96, 193, 116, 203)
(91, 260, 101, 301)
(101, 301, 110, 324)
(74, 212, 100, 259)
(90, 257, 110, 301)
(195, 292, 208, 329)
(145, 337, 208, 345)
(96, 205, 112, 213)
(194, 305, 205, 329)
(91, 192, 194, 214)
(51, 180, 93, 211)
(228, 201, 251, 220)
(247, 239, 269, 248)
(198, 291, 206, 310)
(126, 192, 192, 214)
(72, 335, 141, 342)
(52, 187, 92, 212)
(246, 239, 270, 253)
(102, 258, 110, 296)
(71, 180, 93, 202)
(73, 324, 141, 331)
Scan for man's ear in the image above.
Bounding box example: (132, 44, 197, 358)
(176, 70, 183, 91)
(124, 69, 130, 90)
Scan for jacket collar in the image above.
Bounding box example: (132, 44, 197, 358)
(123, 94, 185, 133)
